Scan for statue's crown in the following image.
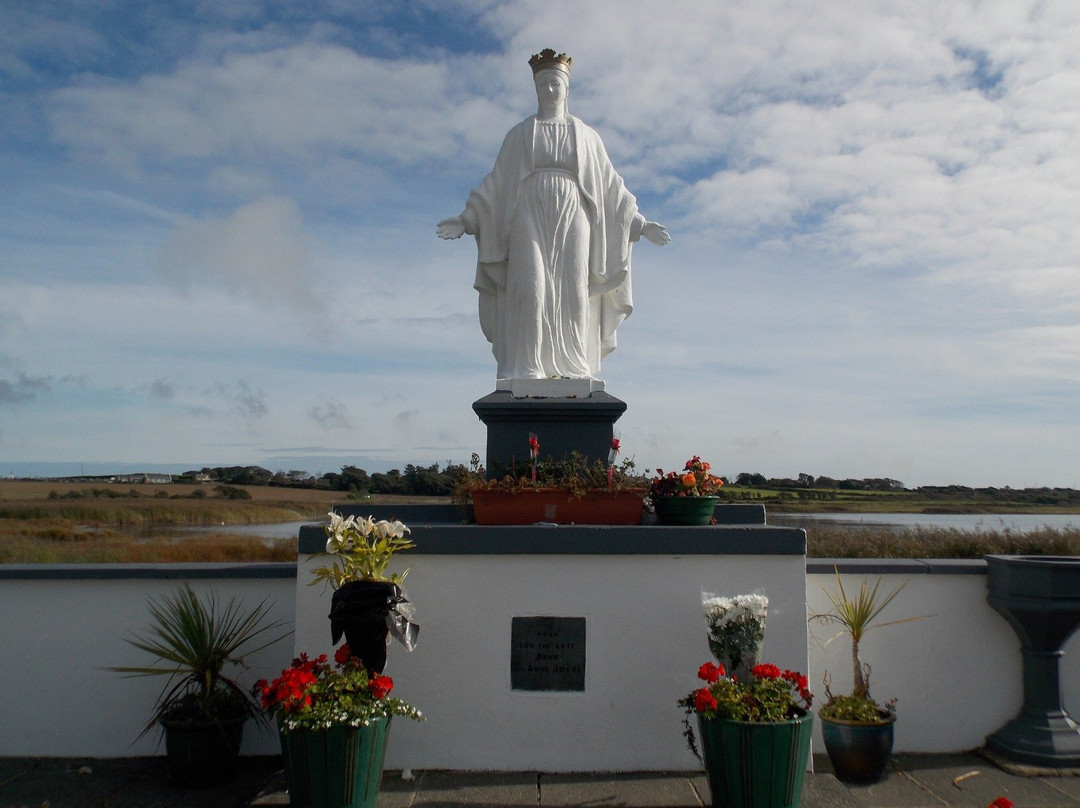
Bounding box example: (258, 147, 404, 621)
(529, 48, 572, 75)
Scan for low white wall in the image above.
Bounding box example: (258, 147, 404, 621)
(2, 558, 1078, 766)
(294, 550, 809, 772)
(0, 566, 296, 757)
(807, 561, 1079, 753)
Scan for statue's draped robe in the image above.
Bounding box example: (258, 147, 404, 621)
(461, 116, 645, 380)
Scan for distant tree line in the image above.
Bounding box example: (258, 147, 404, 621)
(170, 465, 1080, 506)
(732, 473, 906, 491)
(175, 462, 469, 497)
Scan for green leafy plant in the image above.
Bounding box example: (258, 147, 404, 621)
(256, 643, 422, 731)
(454, 451, 645, 501)
(812, 568, 926, 722)
(679, 661, 813, 761)
(111, 583, 290, 738)
(649, 456, 725, 499)
(310, 511, 415, 589)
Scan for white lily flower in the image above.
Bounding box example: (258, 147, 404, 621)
(381, 519, 411, 539)
(356, 515, 376, 536)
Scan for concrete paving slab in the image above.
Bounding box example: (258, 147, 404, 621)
(539, 771, 704, 806)
(813, 754, 952, 807)
(894, 753, 1080, 807)
(407, 770, 538, 807)
(802, 766, 865, 808)
(0, 756, 280, 808)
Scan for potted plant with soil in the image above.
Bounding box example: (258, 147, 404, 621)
(312, 511, 420, 675)
(680, 660, 814, 808)
(455, 442, 647, 525)
(649, 456, 725, 525)
(111, 583, 289, 786)
(257, 644, 423, 808)
(811, 569, 924, 784)
(270, 512, 421, 807)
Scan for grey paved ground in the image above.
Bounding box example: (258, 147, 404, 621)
(3, 753, 1080, 808)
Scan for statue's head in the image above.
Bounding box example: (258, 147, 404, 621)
(531, 49, 571, 116)
(529, 48, 571, 77)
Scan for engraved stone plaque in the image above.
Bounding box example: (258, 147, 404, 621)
(510, 616, 586, 691)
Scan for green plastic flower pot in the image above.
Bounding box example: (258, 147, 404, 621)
(697, 710, 812, 808)
(278, 717, 391, 808)
(655, 496, 718, 525)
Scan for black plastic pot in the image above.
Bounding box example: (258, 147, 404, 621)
(820, 713, 895, 783)
(985, 554, 1080, 767)
(160, 713, 246, 786)
(329, 580, 405, 674)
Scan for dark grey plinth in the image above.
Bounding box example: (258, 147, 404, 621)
(472, 391, 626, 476)
(299, 504, 804, 556)
(985, 554, 1080, 767)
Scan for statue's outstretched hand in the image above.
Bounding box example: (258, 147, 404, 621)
(437, 217, 466, 240)
(642, 221, 671, 246)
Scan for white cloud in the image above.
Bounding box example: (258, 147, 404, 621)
(160, 196, 320, 318)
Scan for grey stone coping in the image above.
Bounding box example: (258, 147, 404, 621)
(298, 523, 806, 555)
(0, 555, 994, 581)
(331, 502, 768, 525)
(806, 558, 988, 575)
(0, 562, 297, 580)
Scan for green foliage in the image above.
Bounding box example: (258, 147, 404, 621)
(110, 584, 290, 738)
(454, 451, 645, 502)
(819, 694, 894, 722)
(214, 484, 252, 500)
(813, 568, 927, 719)
(310, 512, 415, 588)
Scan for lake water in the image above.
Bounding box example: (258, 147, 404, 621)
(768, 512, 1080, 532)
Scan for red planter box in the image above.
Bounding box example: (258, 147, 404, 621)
(471, 489, 645, 526)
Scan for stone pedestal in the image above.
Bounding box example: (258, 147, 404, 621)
(295, 506, 808, 772)
(472, 390, 626, 477)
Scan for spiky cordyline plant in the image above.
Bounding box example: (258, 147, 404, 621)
(812, 567, 928, 720)
(111, 583, 290, 739)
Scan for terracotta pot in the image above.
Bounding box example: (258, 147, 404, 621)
(471, 489, 645, 525)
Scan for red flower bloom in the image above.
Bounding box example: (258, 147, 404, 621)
(751, 663, 782, 679)
(698, 661, 725, 683)
(693, 688, 718, 712)
(334, 643, 353, 665)
(369, 675, 394, 699)
(988, 799, 1014, 808)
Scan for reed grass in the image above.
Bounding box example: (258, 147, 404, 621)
(0, 533, 297, 564)
(805, 524, 1080, 558)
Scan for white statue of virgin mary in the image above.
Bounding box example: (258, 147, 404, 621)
(437, 49, 670, 383)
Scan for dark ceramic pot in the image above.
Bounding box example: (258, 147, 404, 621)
(160, 712, 246, 786)
(819, 713, 895, 784)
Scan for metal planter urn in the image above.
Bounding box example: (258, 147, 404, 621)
(985, 554, 1080, 768)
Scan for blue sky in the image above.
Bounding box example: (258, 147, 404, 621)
(2, 0, 1079, 487)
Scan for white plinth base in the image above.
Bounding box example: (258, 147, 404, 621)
(496, 377, 606, 398)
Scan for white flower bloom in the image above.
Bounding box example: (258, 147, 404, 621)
(381, 519, 411, 539)
(356, 515, 377, 536)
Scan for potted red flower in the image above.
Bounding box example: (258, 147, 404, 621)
(680, 661, 814, 808)
(257, 644, 422, 808)
(456, 444, 647, 526)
